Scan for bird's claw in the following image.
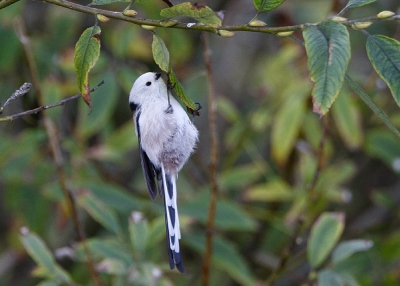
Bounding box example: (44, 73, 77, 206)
(165, 104, 173, 114)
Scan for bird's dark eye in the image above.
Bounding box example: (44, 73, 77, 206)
(146, 81, 151, 86)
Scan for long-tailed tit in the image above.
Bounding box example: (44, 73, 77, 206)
(129, 72, 199, 272)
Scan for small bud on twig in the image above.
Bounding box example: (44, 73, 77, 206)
(276, 31, 294, 37)
(141, 25, 157, 30)
(377, 11, 395, 19)
(351, 21, 372, 30)
(218, 30, 235, 38)
(96, 14, 110, 23)
(331, 16, 348, 23)
(123, 9, 138, 17)
(249, 19, 267, 27)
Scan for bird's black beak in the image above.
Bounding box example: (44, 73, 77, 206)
(155, 72, 162, 80)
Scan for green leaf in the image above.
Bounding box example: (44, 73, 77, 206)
(185, 233, 256, 285)
(77, 189, 123, 236)
(0, 27, 21, 73)
(152, 34, 170, 73)
(365, 129, 400, 170)
(245, 179, 294, 202)
(253, 0, 285, 12)
(74, 25, 101, 109)
(76, 238, 133, 266)
(168, 70, 197, 110)
(344, 0, 376, 9)
(271, 84, 307, 165)
(317, 270, 346, 286)
(316, 162, 356, 194)
(339, 273, 360, 286)
(19, 228, 73, 284)
(78, 180, 144, 213)
(96, 258, 127, 275)
(308, 212, 345, 268)
(332, 239, 373, 265)
(216, 96, 240, 123)
(129, 212, 149, 255)
(151, 34, 197, 110)
(366, 35, 400, 107)
(102, 122, 139, 162)
(345, 75, 400, 140)
(181, 192, 257, 231)
(147, 217, 169, 248)
(220, 164, 263, 192)
(36, 281, 61, 286)
(331, 89, 363, 149)
(303, 21, 350, 115)
(160, 2, 222, 28)
(90, 0, 129, 5)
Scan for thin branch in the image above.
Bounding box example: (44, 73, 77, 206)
(13, 17, 103, 286)
(0, 0, 21, 9)
(201, 32, 219, 286)
(2, 0, 396, 35)
(0, 81, 104, 122)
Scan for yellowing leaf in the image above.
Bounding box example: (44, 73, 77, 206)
(168, 70, 196, 111)
(74, 26, 101, 109)
(245, 179, 293, 202)
(332, 89, 363, 149)
(151, 34, 196, 111)
(152, 34, 170, 73)
(271, 84, 307, 166)
(308, 212, 345, 268)
(160, 2, 222, 28)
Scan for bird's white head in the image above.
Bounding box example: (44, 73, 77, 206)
(129, 72, 166, 106)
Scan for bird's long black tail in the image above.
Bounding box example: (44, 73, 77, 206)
(161, 164, 184, 272)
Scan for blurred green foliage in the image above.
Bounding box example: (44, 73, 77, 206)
(1, 0, 400, 285)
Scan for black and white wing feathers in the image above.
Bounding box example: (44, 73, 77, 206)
(135, 110, 158, 200)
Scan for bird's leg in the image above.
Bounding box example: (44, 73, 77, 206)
(165, 78, 174, 114)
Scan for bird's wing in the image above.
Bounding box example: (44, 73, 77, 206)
(161, 165, 184, 272)
(136, 111, 158, 200)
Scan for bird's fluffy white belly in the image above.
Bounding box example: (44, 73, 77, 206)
(139, 103, 197, 173)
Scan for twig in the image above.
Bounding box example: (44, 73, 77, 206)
(13, 17, 103, 286)
(0, 0, 20, 9)
(265, 117, 329, 286)
(0, 81, 104, 122)
(200, 32, 219, 286)
(2, 0, 397, 35)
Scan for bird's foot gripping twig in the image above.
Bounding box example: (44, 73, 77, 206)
(188, 102, 202, 121)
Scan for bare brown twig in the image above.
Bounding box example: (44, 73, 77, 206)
(201, 32, 219, 286)
(0, 81, 104, 122)
(13, 17, 103, 286)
